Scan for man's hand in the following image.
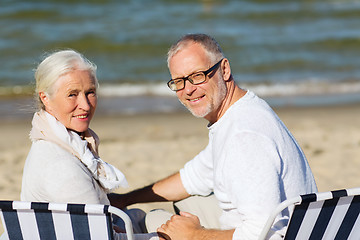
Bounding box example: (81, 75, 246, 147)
(157, 211, 202, 240)
(157, 211, 235, 240)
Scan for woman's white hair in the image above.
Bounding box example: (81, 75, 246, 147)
(34, 49, 98, 110)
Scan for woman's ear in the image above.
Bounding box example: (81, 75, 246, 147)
(39, 92, 50, 109)
(221, 58, 231, 81)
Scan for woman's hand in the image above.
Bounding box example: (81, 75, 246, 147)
(113, 225, 126, 233)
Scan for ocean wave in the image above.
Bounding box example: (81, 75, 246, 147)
(1, 80, 360, 120)
(98, 79, 360, 98)
(242, 79, 360, 97)
(1, 80, 360, 99)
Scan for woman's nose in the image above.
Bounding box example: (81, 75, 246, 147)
(78, 94, 91, 110)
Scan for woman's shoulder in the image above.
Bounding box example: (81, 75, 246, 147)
(24, 140, 93, 185)
(27, 140, 85, 170)
(22, 140, 105, 204)
(31, 139, 73, 155)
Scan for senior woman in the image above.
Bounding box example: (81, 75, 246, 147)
(20, 50, 160, 240)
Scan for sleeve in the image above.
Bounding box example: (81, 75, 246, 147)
(224, 131, 287, 240)
(179, 142, 214, 196)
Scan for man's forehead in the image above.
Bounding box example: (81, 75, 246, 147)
(169, 46, 210, 77)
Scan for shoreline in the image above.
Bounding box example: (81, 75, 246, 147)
(0, 103, 359, 228)
(1, 91, 360, 122)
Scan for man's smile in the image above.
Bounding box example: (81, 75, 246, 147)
(188, 95, 205, 103)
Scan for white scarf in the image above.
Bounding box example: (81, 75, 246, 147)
(30, 110, 128, 192)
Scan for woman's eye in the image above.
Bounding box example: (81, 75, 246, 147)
(87, 91, 96, 96)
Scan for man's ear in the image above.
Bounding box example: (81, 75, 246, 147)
(221, 58, 231, 81)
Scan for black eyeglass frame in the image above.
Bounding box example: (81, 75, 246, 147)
(167, 58, 224, 91)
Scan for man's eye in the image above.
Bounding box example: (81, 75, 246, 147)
(191, 73, 204, 80)
(174, 79, 184, 85)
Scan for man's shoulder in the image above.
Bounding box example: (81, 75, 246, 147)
(215, 94, 285, 142)
(225, 98, 276, 126)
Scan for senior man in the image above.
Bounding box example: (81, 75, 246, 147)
(109, 33, 317, 240)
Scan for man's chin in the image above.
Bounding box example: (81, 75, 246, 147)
(179, 100, 210, 118)
(187, 107, 210, 119)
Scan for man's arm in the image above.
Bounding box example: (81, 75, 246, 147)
(157, 211, 234, 240)
(108, 172, 190, 209)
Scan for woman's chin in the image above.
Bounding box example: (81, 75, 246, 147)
(68, 124, 89, 134)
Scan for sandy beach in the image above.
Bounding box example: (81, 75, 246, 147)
(0, 103, 359, 233)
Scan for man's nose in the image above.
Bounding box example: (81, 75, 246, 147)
(184, 79, 197, 95)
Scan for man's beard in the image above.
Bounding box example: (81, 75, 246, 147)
(180, 78, 227, 119)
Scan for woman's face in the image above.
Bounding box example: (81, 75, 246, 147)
(41, 69, 97, 133)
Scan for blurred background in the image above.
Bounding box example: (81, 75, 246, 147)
(1, 0, 360, 119)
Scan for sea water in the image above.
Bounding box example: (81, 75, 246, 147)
(1, 0, 360, 119)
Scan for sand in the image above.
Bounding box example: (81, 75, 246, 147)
(0, 103, 359, 233)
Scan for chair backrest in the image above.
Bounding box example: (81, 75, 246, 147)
(259, 187, 360, 240)
(0, 201, 134, 240)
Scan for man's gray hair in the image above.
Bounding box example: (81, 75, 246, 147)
(167, 33, 225, 67)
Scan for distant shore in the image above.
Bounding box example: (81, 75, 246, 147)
(0, 102, 359, 233)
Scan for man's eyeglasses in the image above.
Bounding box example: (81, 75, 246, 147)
(167, 59, 223, 92)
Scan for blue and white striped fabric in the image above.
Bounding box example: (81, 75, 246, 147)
(259, 187, 360, 240)
(285, 188, 360, 240)
(0, 201, 133, 240)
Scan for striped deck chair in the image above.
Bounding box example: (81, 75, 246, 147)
(258, 187, 360, 240)
(0, 201, 134, 240)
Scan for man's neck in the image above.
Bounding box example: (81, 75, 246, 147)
(206, 80, 246, 124)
